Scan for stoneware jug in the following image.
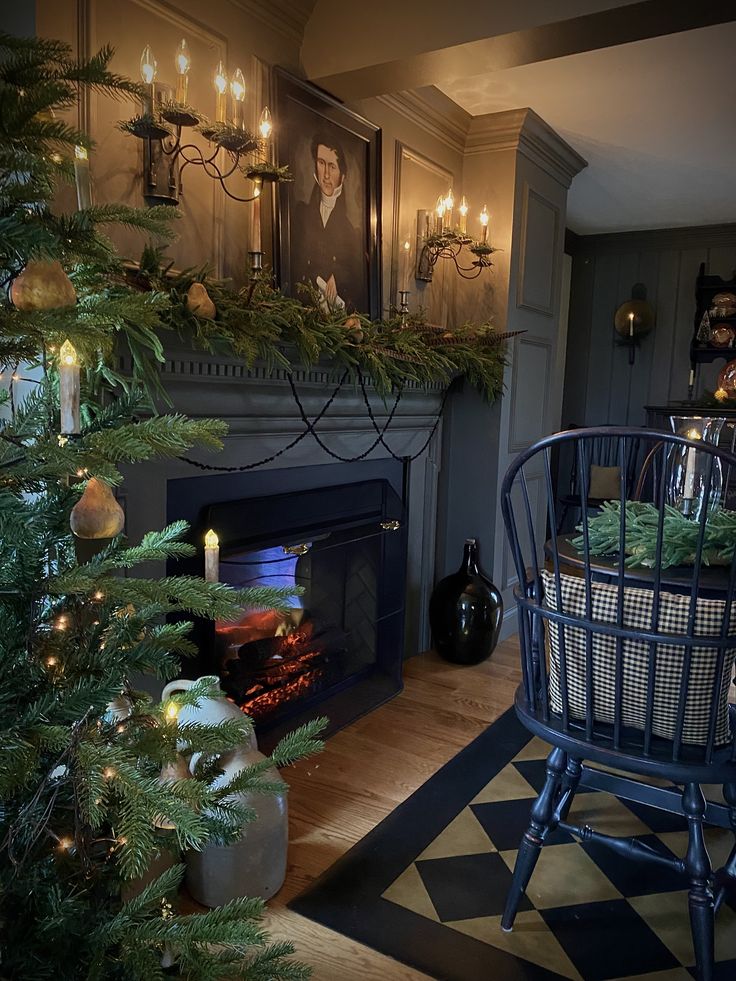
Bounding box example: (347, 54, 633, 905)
(161, 675, 244, 727)
(184, 723, 289, 906)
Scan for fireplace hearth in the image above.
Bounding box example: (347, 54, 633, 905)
(167, 461, 407, 748)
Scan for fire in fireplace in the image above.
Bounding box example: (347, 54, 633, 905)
(167, 463, 408, 747)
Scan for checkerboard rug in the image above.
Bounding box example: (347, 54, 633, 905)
(289, 709, 736, 981)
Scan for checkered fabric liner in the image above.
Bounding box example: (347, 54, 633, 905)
(542, 570, 736, 747)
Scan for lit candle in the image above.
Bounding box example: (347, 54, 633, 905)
(214, 61, 228, 123)
(683, 428, 701, 505)
(230, 68, 246, 129)
(251, 176, 262, 254)
(458, 195, 469, 236)
(139, 45, 157, 115)
(628, 312, 635, 338)
(73, 145, 91, 210)
(258, 106, 273, 141)
(204, 529, 219, 582)
(174, 39, 190, 105)
(444, 189, 454, 231)
(400, 239, 411, 290)
(435, 195, 446, 236)
(479, 205, 489, 244)
(59, 339, 80, 435)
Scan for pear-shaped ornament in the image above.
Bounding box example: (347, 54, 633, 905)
(185, 282, 216, 319)
(70, 478, 125, 539)
(10, 260, 77, 311)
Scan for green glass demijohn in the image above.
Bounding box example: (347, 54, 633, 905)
(429, 538, 503, 664)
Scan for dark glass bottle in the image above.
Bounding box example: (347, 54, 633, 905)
(429, 538, 503, 665)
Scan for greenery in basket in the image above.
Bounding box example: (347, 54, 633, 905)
(0, 32, 325, 980)
(572, 500, 736, 569)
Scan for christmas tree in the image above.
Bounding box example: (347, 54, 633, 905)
(0, 32, 324, 980)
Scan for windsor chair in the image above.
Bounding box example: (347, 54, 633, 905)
(500, 426, 736, 981)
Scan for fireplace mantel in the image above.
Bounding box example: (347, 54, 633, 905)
(120, 338, 445, 658)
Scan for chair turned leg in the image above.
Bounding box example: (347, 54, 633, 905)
(683, 783, 715, 981)
(722, 781, 736, 888)
(501, 747, 566, 933)
(558, 757, 583, 823)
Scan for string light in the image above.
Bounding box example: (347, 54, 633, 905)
(93, 591, 104, 601)
(54, 616, 67, 631)
(58, 836, 73, 851)
(103, 767, 116, 780)
(45, 656, 57, 668)
(165, 703, 179, 721)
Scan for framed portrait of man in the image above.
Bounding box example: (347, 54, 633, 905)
(274, 68, 382, 319)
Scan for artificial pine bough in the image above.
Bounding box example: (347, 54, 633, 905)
(573, 500, 736, 568)
(0, 33, 324, 980)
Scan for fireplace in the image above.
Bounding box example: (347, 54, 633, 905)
(167, 460, 407, 748)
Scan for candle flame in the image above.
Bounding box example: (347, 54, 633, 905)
(479, 205, 489, 227)
(59, 339, 78, 367)
(140, 45, 157, 85)
(459, 195, 469, 216)
(74, 145, 87, 161)
(444, 189, 454, 211)
(686, 428, 701, 440)
(175, 38, 190, 76)
(403, 240, 410, 253)
(213, 61, 228, 95)
(259, 106, 272, 139)
(230, 68, 246, 102)
(165, 703, 179, 720)
(205, 529, 219, 548)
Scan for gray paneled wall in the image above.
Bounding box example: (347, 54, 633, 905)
(562, 225, 736, 429)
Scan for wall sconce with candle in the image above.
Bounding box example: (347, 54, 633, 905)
(122, 40, 287, 276)
(613, 282, 655, 365)
(415, 192, 496, 282)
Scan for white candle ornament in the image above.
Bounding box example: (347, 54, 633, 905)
(204, 528, 219, 582)
(174, 39, 191, 105)
(628, 312, 635, 338)
(73, 146, 91, 210)
(59, 339, 80, 435)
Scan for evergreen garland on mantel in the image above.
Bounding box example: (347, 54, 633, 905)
(127, 246, 512, 404)
(573, 500, 736, 568)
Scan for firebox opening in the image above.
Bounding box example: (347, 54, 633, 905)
(168, 468, 408, 746)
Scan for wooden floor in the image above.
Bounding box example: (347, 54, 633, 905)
(262, 638, 522, 980)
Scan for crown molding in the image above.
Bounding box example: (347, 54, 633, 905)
(376, 86, 470, 155)
(466, 108, 587, 188)
(225, 0, 313, 47)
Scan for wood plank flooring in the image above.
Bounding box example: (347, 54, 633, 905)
(262, 639, 522, 980)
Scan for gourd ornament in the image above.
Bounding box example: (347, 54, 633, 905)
(10, 260, 77, 310)
(70, 478, 125, 539)
(185, 282, 216, 319)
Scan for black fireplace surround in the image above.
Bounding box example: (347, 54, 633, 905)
(167, 459, 407, 749)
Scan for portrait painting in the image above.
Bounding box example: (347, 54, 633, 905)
(274, 69, 382, 319)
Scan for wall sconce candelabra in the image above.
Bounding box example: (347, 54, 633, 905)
(415, 192, 495, 282)
(122, 40, 288, 276)
(613, 282, 655, 365)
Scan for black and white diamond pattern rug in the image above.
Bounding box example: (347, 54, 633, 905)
(289, 709, 736, 981)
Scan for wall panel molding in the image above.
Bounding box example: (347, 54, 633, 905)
(508, 335, 553, 453)
(517, 183, 560, 316)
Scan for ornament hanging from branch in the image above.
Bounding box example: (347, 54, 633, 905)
(10, 260, 76, 310)
(70, 478, 125, 539)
